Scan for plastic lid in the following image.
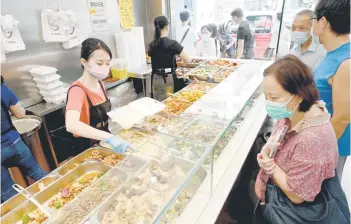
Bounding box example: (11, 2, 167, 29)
(29, 66, 58, 76)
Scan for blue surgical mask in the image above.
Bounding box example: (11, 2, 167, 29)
(265, 95, 298, 119)
(291, 31, 310, 45)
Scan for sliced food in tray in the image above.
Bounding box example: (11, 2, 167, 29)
(186, 81, 216, 92)
(163, 98, 193, 115)
(213, 68, 237, 83)
(100, 128, 150, 150)
(186, 66, 221, 81)
(170, 90, 205, 103)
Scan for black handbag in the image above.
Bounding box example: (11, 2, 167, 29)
(254, 173, 350, 224)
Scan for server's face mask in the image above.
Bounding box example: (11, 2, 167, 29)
(82, 51, 111, 80)
(86, 62, 110, 80)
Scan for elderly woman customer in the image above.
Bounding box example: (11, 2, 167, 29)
(254, 55, 349, 224)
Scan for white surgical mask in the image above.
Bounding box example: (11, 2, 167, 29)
(291, 31, 310, 45)
(202, 34, 211, 41)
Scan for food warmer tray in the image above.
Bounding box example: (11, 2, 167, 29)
(57, 147, 125, 175)
(0, 175, 60, 217)
(88, 158, 208, 224)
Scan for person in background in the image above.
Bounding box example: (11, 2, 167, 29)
(66, 38, 130, 156)
(255, 55, 341, 223)
(290, 9, 326, 70)
(177, 11, 197, 56)
(196, 25, 220, 58)
(1, 76, 47, 202)
(231, 8, 255, 59)
(312, 0, 350, 180)
(218, 20, 236, 58)
(148, 16, 191, 99)
(208, 23, 219, 40)
(267, 12, 291, 59)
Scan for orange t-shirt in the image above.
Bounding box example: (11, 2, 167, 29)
(66, 81, 107, 126)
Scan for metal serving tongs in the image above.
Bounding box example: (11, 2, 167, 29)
(12, 184, 52, 217)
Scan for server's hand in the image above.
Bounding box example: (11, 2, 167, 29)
(104, 136, 130, 153)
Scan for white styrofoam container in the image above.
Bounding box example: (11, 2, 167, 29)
(128, 97, 165, 117)
(39, 86, 66, 96)
(107, 105, 145, 129)
(29, 66, 58, 76)
(33, 74, 61, 83)
(44, 93, 66, 104)
(37, 81, 63, 90)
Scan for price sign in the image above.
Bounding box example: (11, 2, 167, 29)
(119, 0, 134, 29)
(88, 0, 109, 32)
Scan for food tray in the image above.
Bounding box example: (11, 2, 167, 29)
(29, 66, 58, 76)
(159, 114, 195, 135)
(170, 90, 205, 103)
(100, 129, 150, 150)
(34, 162, 110, 213)
(176, 62, 199, 68)
(39, 86, 66, 96)
(185, 82, 217, 92)
(93, 158, 207, 224)
(203, 59, 234, 67)
(185, 65, 221, 81)
(0, 200, 48, 224)
(140, 111, 175, 132)
(58, 147, 125, 175)
(46, 167, 128, 224)
(0, 175, 60, 217)
(213, 67, 237, 83)
(178, 118, 227, 145)
(176, 68, 192, 78)
(116, 153, 150, 174)
(163, 98, 193, 115)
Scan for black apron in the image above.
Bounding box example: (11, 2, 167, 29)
(150, 56, 186, 101)
(66, 81, 111, 156)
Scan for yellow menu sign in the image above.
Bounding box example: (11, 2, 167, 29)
(119, 0, 134, 29)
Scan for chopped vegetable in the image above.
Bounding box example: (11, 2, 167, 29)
(22, 213, 30, 224)
(60, 188, 70, 198)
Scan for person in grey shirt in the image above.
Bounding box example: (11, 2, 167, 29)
(290, 9, 326, 70)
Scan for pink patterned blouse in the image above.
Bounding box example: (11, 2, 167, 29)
(255, 102, 338, 202)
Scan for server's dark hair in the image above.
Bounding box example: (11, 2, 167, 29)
(201, 25, 212, 33)
(208, 23, 219, 38)
(180, 11, 190, 22)
(314, 0, 350, 34)
(231, 8, 243, 18)
(263, 55, 319, 112)
(150, 16, 169, 49)
(81, 38, 112, 61)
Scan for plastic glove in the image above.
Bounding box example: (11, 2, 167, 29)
(104, 136, 130, 153)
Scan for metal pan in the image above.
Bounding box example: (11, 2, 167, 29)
(34, 161, 111, 213)
(0, 200, 49, 224)
(46, 167, 129, 224)
(93, 158, 207, 224)
(58, 147, 125, 175)
(0, 175, 60, 217)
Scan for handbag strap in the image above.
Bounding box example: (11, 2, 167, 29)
(180, 28, 191, 44)
(285, 192, 329, 222)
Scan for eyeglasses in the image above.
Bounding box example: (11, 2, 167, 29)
(310, 17, 318, 21)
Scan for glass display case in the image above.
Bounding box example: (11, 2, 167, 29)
(0, 60, 270, 224)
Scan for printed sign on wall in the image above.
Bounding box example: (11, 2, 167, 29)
(118, 0, 134, 29)
(88, 0, 108, 32)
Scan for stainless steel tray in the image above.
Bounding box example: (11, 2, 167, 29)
(90, 158, 207, 224)
(0, 200, 49, 224)
(58, 147, 125, 175)
(34, 161, 111, 213)
(46, 167, 129, 224)
(0, 175, 60, 217)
